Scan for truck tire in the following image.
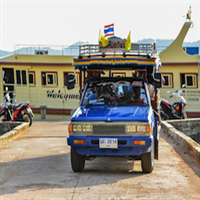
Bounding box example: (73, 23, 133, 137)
(71, 148, 85, 172)
(141, 139, 154, 173)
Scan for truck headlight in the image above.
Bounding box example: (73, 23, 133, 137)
(126, 124, 136, 133)
(126, 124, 149, 134)
(83, 124, 92, 132)
(137, 124, 147, 133)
(73, 124, 82, 132)
(72, 124, 93, 133)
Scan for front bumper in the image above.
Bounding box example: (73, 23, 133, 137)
(67, 135, 153, 156)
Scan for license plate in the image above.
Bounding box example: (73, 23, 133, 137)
(99, 138, 118, 149)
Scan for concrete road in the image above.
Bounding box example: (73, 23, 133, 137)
(0, 121, 200, 200)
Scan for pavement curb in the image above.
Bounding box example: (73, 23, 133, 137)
(0, 123, 29, 145)
(161, 121, 200, 163)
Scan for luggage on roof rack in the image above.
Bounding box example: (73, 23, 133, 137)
(79, 37, 157, 56)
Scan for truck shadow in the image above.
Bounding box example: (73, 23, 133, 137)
(0, 154, 145, 196)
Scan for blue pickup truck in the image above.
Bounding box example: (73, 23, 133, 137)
(66, 39, 162, 173)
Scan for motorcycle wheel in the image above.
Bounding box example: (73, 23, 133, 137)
(160, 105, 168, 120)
(0, 113, 6, 121)
(23, 112, 32, 127)
(0, 110, 4, 117)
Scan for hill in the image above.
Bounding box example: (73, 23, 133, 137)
(137, 39, 200, 53)
(0, 50, 13, 58)
(0, 39, 199, 58)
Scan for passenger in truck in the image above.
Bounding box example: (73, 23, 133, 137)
(133, 87, 161, 125)
(133, 87, 144, 102)
(89, 86, 110, 102)
(90, 71, 101, 78)
(84, 70, 105, 85)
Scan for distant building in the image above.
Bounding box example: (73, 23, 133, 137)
(0, 52, 79, 116)
(159, 21, 200, 117)
(1, 21, 200, 118)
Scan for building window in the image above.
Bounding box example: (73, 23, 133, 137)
(162, 73, 173, 88)
(15, 70, 27, 85)
(22, 70, 27, 85)
(112, 72, 126, 77)
(2, 68, 14, 84)
(28, 71, 35, 86)
(64, 72, 79, 87)
(42, 72, 57, 86)
(16, 70, 21, 84)
(180, 73, 197, 88)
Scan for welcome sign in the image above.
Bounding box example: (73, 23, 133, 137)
(47, 90, 79, 100)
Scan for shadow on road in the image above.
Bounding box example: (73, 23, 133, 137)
(0, 153, 145, 196)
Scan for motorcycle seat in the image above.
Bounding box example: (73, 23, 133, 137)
(13, 103, 23, 111)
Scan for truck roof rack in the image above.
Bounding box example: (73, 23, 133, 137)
(73, 37, 160, 71)
(79, 42, 157, 57)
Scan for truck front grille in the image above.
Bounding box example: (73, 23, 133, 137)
(93, 125, 125, 134)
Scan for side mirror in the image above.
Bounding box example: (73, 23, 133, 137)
(65, 74, 75, 90)
(153, 73, 162, 88)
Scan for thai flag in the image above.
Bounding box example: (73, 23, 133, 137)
(104, 23, 114, 38)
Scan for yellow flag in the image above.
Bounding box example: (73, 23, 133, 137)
(125, 31, 131, 51)
(98, 30, 109, 47)
(98, 30, 102, 42)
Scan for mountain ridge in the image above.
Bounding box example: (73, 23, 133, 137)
(1, 39, 199, 58)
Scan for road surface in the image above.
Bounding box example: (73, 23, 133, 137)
(0, 121, 200, 200)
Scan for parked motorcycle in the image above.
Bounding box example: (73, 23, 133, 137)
(0, 89, 34, 126)
(160, 89, 187, 120)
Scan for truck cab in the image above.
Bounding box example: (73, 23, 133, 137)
(66, 37, 162, 173)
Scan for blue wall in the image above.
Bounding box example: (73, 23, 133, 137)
(184, 47, 199, 55)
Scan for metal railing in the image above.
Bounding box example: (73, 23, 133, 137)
(13, 44, 80, 56)
(79, 44, 99, 54)
(0, 44, 168, 59)
(130, 43, 157, 55)
(79, 42, 157, 55)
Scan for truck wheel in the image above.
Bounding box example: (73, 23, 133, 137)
(71, 149, 85, 172)
(141, 140, 154, 173)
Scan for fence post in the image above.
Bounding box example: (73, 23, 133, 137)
(40, 106, 47, 119)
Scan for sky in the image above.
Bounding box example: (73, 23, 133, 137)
(0, 0, 200, 52)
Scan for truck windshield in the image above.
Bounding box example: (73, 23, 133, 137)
(81, 78, 149, 106)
